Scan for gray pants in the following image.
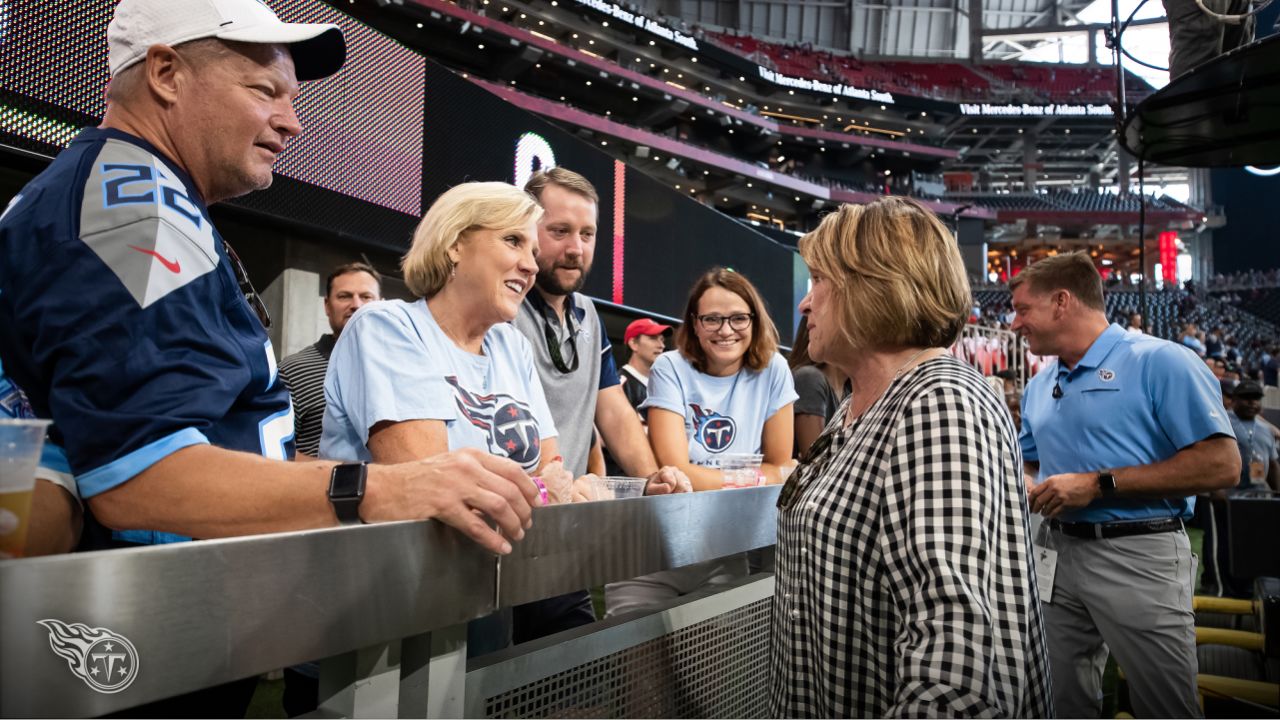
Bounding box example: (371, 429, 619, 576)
(1037, 526, 1201, 718)
(604, 555, 749, 618)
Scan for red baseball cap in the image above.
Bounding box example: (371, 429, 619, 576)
(624, 318, 672, 344)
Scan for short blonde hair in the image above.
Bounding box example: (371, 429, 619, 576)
(799, 197, 970, 350)
(402, 182, 543, 299)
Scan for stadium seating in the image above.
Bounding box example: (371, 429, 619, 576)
(948, 191, 1194, 214)
(973, 286, 1280, 377)
(705, 31, 1145, 104)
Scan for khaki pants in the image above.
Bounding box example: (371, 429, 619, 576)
(604, 554, 749, 618)
(1037, 525, 1201, 718)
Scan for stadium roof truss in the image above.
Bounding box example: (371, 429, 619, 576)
(642, 0, 1147, 61)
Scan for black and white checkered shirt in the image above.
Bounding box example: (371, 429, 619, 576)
(770, 355, 1053, 718)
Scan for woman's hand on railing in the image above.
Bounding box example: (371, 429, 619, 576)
(643, 466, 693, 495)
(365, 448, 542, 555)
(571, 474, 604, 503)
(538, 459, 577, 505)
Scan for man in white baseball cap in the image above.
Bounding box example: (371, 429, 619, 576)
(0, 3, 544, 714)
(108, 0, 347, 82)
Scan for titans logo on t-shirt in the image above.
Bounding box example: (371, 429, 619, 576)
(691, 403, 737, 453)
(448, 376, 542, 470)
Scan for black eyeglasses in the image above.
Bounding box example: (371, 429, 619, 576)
(778, 427, 837, 510)
(696, 313, 754, 332)
(540, 312, 578, 374)
(223, 240, 271, 331)
(1052, 381, 1063, 399)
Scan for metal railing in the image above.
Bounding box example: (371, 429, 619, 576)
(0, 486, 781, 718)
(953, 324, 1029, 390)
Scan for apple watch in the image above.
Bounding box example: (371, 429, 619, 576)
(329, 462, 367, 526)
(1097, 470, 1117, 499)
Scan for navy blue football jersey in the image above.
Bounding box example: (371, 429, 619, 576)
(0, 127, 295, 545)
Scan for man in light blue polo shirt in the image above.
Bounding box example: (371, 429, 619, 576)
(1012, 253, 1239, 718)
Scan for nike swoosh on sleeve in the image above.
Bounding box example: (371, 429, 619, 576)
(128, 245, 182, 274)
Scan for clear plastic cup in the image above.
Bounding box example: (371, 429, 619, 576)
(720, 453, 764, 489)
(585, 476, 647, 500)
(0, 419, 50, 559)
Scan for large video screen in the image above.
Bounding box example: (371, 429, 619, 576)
(0, 0, 425, 240)
(419, 61, 799, 342)
(1, 1, 798, 335)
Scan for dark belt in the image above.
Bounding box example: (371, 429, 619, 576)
(1048, 517, 1183, 540)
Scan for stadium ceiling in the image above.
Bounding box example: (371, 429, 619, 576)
(634, 0, 1161, 62)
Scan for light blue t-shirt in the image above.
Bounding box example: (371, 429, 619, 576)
(642, 351, 797, 467)
(1020, 324, 1234, 523)
(320, 299, 557, 471)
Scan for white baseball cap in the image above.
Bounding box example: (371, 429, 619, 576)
(108, 0, 347, 81)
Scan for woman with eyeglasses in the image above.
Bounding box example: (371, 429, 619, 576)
(605, 267, 796, 617)
(770, 197, 1052, 717)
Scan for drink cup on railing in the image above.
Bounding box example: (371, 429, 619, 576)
(0, 419, 50, 560)
(720, 453, 764, 489)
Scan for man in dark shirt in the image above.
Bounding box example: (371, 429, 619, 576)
(617, 317, 671, 417)
(604, 318, 670, 475)
(279, 262, 381, 457)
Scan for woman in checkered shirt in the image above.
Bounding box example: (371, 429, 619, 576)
(770, 197, 1054, 717)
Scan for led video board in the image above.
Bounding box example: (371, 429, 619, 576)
(419, 60, 799, 342)
(0, 0, 425, 239)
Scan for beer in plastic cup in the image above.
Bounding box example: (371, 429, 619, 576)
(0, 419, 51, 559)
(720, 453, 764, 489)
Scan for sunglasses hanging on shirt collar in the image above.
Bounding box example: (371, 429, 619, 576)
(540, 310, 579, 374)
(223, 240, 272, 331)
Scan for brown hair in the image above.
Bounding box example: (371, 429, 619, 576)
(1008, 252, 1104, 311)
(788, 315, 824, 372)
(326, 262, 382, 298)
(798, 197, 970, 350)
(523, 167, 599, 205)
(676, 268, 779, 374)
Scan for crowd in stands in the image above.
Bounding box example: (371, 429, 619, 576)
(1205, 269, 1280, 291)
(972, 282, 1280, 388)
(704, 30, 1146, 104)
(948, 190, 1196, 214)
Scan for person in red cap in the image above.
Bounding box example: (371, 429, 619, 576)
(619, 317, 673, 420)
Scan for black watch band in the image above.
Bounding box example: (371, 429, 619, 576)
(1097, 470, 1117, 499)
(329, 462, 368, 526)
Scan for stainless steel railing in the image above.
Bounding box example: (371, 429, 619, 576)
(0, 486, 780, 718)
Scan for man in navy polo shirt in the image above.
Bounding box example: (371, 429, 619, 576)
(1012, 253, 1238, 718)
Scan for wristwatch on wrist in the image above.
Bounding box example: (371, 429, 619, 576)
(1097, 470, 1118, 499)
(329, 462, 368, 526)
